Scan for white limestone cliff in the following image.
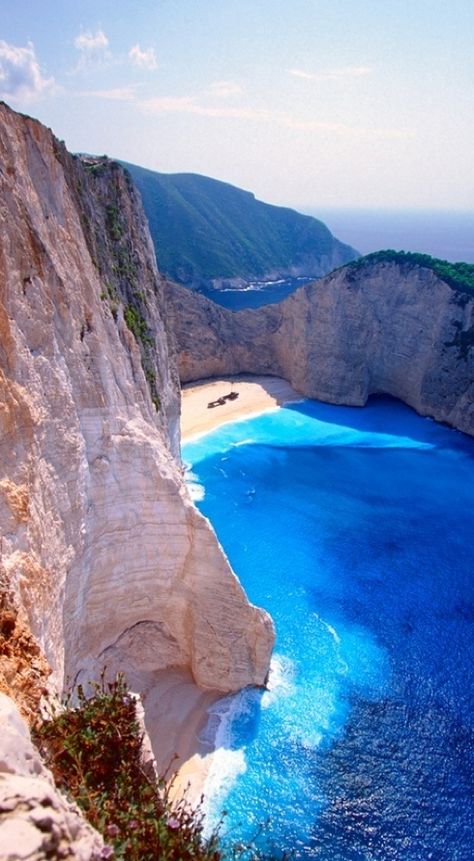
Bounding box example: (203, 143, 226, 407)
(0, 100, 274, 704)
(167, 259, 474, 436)
(0, 694, 104, 860)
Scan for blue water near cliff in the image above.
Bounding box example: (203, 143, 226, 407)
(183, 398, 474, 860)
(199, 276, 313, 309)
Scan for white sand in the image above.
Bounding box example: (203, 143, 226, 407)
(181, 374, 301, 442)
(143, 670, 220, 807)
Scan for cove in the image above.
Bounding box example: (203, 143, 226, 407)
(183, 396, 474, 861)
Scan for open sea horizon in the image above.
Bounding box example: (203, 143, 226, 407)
(200, 208, 474, 310)
(312, 208, 474, 265)
(183, 397, 474, 860)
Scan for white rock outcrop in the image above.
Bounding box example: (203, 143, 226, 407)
(0, 100, 273, 697)
(0, 694, 104, 860)
(0, 101, 274, 861)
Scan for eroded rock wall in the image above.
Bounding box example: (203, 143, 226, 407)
(0, 101, 273, 697)
(0, 694, 104, 860)
(167, 259, 474, 436)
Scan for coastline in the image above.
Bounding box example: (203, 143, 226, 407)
(143, 670, 221, 808)
(156, 375, 299, 807)
(181, 374, 301, 442)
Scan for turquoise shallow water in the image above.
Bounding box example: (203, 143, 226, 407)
(183, 397, 474, 861)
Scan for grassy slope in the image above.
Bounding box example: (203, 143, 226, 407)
(121, 162, 358, 284)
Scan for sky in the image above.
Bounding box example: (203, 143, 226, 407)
(1, 0, 473, 211)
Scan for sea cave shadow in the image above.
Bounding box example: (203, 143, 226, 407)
(282, 393, 473, 454)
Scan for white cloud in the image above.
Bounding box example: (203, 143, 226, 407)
(75, 29, 109, 53)
(73, 29, 110, 67)
(0, 40, 55, 102)
(138, 93, 412, 139)
(289, 65, 372, 82)
(139, 95, 271, 121)
(80, 85, 140, 101)
(288, 68, 314, 80)
(205, 80, 243, 98)
(281, 115, 412, 139)
(128, 44, 158, 70)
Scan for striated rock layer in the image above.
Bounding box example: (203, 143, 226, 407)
(168, 259, 474, 436)
(0, 100, 273, 703)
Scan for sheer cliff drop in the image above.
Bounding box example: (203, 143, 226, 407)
(0, 101, 274, 696)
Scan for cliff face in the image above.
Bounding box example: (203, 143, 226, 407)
(0, 101, 273, 701)
(168, 258, 474, 436)
(0, 693, 103, 859)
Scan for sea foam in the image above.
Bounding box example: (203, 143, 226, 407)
(183, 465, 206, 501)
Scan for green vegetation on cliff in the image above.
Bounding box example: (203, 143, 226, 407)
(76, 156, 162, 411)
(120, 161, 358, 287)
(34, 676, 221, 861)
(34, 677, 279, 861)
(348, 250, 474, 295)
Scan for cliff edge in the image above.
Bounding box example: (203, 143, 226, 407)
(168, 255, 474, 436)
(0, 100, 273, 707)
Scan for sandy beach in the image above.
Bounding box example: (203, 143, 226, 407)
(181, 373, 301, 442)
(148, 375, 300, 807)
(143, 670, 220, 807)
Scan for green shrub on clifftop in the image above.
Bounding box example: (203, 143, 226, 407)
(349, 250, 474, 294)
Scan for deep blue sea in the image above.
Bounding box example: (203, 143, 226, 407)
(183, 397, 474, 861)
(199, 276, 311, 310)
(312, 209, 474, 265)
(199, 209, 474, 310)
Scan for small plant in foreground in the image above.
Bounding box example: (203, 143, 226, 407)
(33, 674, 221, 861)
